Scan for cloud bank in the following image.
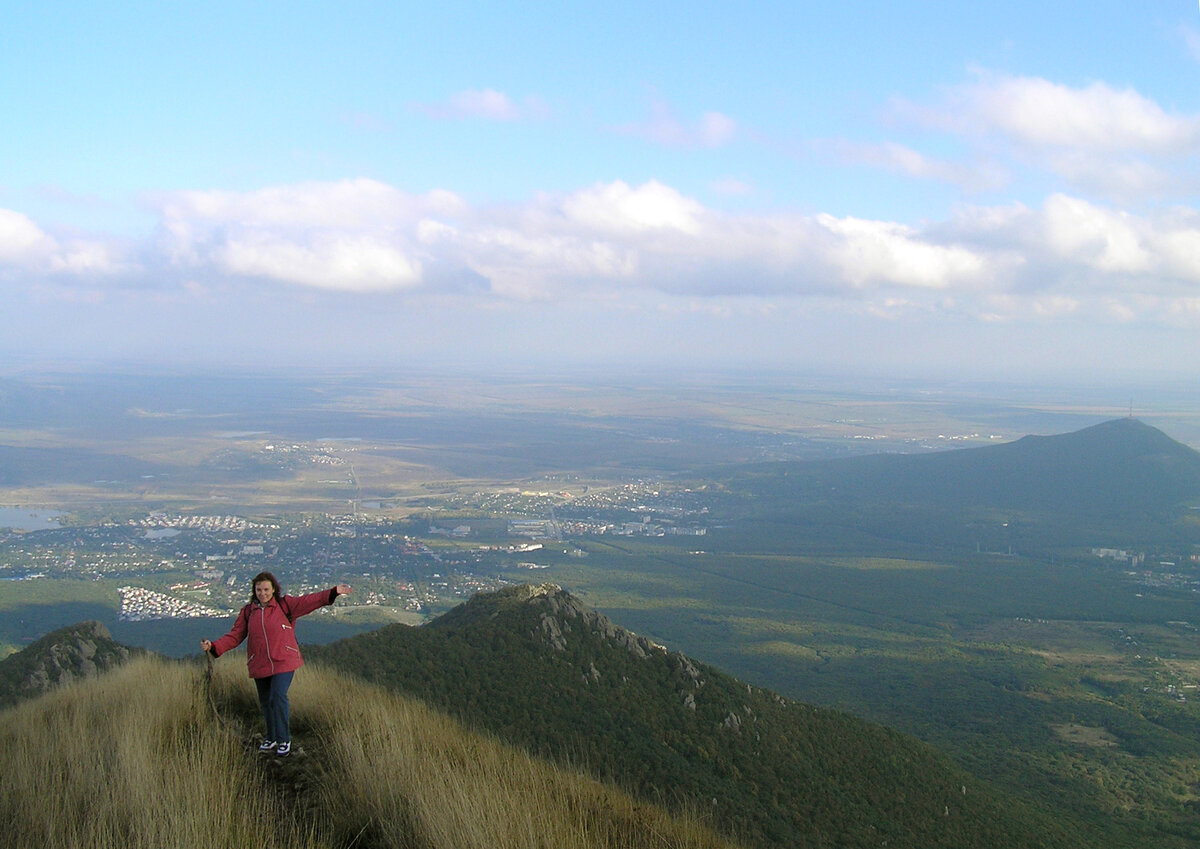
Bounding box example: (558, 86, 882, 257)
(2, 173, 1199, 334)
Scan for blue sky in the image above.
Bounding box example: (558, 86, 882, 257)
(4, 1, 1200, 383)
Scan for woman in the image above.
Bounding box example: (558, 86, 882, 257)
(201, 571, 351, 756)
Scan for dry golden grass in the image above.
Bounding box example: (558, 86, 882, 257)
(2, 657, 741, 849)
(0, 656, 320, 849)
(286, 663, 736, 849)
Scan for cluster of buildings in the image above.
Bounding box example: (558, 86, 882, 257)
(117, 585, 227, 621)
(262, 443, 349, 465)
(132, 513, 275, 533)
(558, 518, 707, 537)
(1092, 547, 1147, 566)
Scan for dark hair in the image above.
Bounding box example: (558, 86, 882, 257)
(250, 571, 282, 602)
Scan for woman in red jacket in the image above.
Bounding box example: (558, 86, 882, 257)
(201, 571, 351, 756)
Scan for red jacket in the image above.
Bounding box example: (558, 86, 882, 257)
(210, 588, 339, 678)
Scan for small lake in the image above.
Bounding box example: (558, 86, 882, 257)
(0, 508, 66, 531)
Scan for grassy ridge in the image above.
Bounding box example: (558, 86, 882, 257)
(0, 655, 741, 849)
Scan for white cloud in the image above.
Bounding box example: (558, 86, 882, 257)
(1041, 151, 1179, 200)
(9, 178, 1200, 334)
(1040, 194, 1150, 274)
(1157, 218, 1200, 281)
(50, 242, 124, 275)
(886, 71, 1200, 202)
(1182, 24, 1200, 63)
(614, 99, 738, 149)
(0, 207, 124, 277)
(0, 209, 58, 262)
(710, 177, 754, 196)
(160, 178, 463, 228)
(417, 89, 549, 121)
(436, 226, 636, 299)
(946, 195, 1200, 310)
(137, 180, 1200, 314)
(827, 140, 1006, 191)
(155, 180, 463, 292)
(561, 180, 705, 235)
(217, 233, 421, 292)
(976, 293, 1081, 322)
(815, 214, 987, 289)
(698, 111, 737, 147)
(912, 73, 1200, 153)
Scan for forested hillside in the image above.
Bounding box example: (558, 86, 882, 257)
(310, 584, 1093, 849)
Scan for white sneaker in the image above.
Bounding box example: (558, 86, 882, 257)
(258, 740, 277, 752)
(276, 741, 291, 757)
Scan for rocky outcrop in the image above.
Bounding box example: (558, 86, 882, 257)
(515, 584, 716, 713)
(430, 582, 709, 714)
(524, 583, 665, 659)
(0, 621, 137, 707)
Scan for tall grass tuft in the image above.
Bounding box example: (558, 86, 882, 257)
(0, 656, 320, 849)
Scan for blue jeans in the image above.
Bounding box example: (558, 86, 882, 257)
(254, 671, 295, 744)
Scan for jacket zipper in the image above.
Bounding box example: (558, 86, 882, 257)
(257, 604, 275, 675)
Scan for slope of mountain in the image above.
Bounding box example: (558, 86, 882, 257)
(1, 654, 737, 849)
(0, 620, 142, 708)
(309, 584, 1089, 849)
(727, 418, 1200, 516)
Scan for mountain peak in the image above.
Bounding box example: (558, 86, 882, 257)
(978, 417, 1200, 512)
(1013, 416, 1179, 452)
(734, 417, 1200, 517)
(430, 581, 668, 659)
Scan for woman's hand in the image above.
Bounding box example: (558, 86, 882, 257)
(335, 584, 352, 596)
(200, 639, 213, 653)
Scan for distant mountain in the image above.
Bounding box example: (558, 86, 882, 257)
(726, 418, 1200, 517)
(309, 584, 1086, 849)
(0, 620, 143, 708)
